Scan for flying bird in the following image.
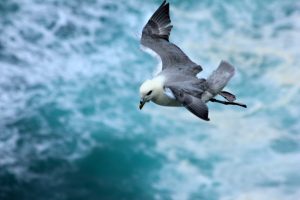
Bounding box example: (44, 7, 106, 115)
(139, 0, 246, 121)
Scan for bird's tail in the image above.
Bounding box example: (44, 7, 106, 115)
(207, 60, 235, 94)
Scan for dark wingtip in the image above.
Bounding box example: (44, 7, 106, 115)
(145, 0, 172, 41)
(200, 113, 210, 121)
(157, 0, 168, 11)
(204, 115, 210, 121)
(200, 118, 210, 121)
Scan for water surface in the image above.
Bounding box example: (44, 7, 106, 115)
(0, 0, 300, 199)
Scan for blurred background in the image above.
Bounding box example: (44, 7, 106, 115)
(0, 0, 300, 199)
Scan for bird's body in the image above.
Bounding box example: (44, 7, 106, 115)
(139, 1, 246, 121)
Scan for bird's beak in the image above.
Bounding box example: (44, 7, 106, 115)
(139, 99, 146, 110)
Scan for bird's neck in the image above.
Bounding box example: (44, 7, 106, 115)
(151, 76, 165, 93)
(147, 76, 165, 103)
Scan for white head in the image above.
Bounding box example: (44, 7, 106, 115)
(139, 77, 164, 109)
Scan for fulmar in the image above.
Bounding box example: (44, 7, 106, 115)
(139, 1, 246, 121)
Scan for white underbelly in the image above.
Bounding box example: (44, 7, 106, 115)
(151, 93, 181, 107)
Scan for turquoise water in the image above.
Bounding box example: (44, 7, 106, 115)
(1, 0, 300, 199)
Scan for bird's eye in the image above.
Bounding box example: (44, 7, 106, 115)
(147, 90, 152, 95)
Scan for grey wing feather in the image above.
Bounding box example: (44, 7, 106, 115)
(141, 1, 202, 76)
(168, 87, 210, 121)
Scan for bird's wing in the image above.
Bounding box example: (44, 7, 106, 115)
(167, 86, 210, 121)
(141, 0, 202, 76)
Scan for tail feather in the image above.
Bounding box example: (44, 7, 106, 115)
(219, 91, 236, 102)
(207, 60, 235, 95)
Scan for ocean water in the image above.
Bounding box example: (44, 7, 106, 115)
(0, 0, 300, 199)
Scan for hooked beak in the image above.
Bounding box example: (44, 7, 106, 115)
(139, 99, 146, 110)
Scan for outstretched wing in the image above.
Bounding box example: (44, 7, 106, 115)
(141, 0, 202, 76)
(167, 86, 210, 121)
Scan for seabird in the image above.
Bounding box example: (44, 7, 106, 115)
(139, 0, 246, 121)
